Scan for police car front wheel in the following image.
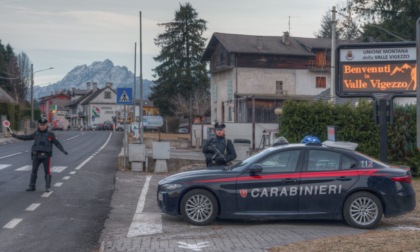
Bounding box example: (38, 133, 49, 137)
(343, 192, 383, 229)
(180, 189, 218, 226)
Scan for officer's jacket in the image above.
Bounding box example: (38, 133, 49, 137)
(14, 129, 66, 156)
(202, 136, 237, 164)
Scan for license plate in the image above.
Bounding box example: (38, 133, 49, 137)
(158, 193, 163, 201)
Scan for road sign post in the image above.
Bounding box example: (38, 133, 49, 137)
(116, 88, 133, 170)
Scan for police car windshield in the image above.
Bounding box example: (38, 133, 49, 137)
(231, 148, 274, 171)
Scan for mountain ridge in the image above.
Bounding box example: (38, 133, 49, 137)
(33, 59, 154, 100)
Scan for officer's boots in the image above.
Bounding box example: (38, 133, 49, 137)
(26, 174, 37, 191)
(45, 174, 52, 192)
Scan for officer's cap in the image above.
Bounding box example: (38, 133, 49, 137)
(214, 122, 225, 130)
(38, 118, 48, 124)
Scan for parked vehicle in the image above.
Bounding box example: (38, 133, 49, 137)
(102, 121, 114, 130)
(157, 140, 416, 229)
(177, 127, 189, 134)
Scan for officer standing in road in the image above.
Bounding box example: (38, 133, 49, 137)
(202, 122, 237, 167)
(10, 118, 68, 192)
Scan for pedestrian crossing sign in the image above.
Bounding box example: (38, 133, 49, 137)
(116, 88, 133, 104)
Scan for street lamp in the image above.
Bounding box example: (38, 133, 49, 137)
(31, 64, 54, 124)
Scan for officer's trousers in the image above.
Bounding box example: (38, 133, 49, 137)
(32, 157, 51, 176)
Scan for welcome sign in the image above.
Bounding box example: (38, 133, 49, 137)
(336, 43, 417, 95)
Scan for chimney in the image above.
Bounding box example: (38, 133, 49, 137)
(257, 36, 263, 50)
(282, 31, 290, 45)
(106, 82, 113, 88)
(86, 82, 91, 91)
(93, 82, 98, 92)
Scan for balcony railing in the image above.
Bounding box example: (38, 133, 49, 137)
(307, 60, 331, 72)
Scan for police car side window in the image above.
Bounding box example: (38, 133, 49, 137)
(341, 155, 357, 170)
(260, 150, 300, 173)
(308, 150, 341, 171)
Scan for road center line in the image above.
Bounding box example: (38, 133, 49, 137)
(75, 133, 112, 170)
(0, 152, 22, 160)
(26, 203, 41, 211)
(3, 218, 22, 229)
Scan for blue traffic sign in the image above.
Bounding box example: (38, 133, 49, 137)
(116, 88, 133, 105)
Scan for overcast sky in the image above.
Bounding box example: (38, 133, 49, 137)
(0, 0, 341, 86)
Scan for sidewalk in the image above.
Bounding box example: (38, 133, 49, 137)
(0, 136, 17, 145)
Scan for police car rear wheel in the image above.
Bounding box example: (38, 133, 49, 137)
(180, 189, 218, 226)
(343, 192, 383, 229)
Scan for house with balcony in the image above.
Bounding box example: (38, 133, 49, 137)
(66, 82, 159, 129)
(66, 82, 117, 128)
(201, 32, 341, 123)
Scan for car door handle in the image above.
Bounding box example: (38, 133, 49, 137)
(284, 179, 297, 183)
(336, 176, 351, 181)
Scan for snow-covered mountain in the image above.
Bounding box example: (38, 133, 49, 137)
(33, 59, 154, 100)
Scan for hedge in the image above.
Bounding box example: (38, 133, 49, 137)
(279, 100, 419, 177)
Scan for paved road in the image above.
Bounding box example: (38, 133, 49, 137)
(0, 131, 121, 252)
(0, 134, 367, 252)
(99, 172, 367, 252)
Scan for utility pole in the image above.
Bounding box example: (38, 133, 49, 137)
(330, 6, 336, 104)
(133, 42, 137, 126)
(139, 11, 144, 144)
(31, 64, 34, 124)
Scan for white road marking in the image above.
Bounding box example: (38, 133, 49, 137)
(0, 164, 11, 170)
(127, 176, 163, 237)
(63, 176, 70, 180)
(127, 213, 163, 237)
(26, 203, 41, 211)
(178, 241, 209, 251)
(69, 171, 76, 175)
(3, 219, 22, 229)
(16, 165, 67, 173)
(51, 166, 67, 173)
(75, 133, 112, 170)
(42, 191, 53, 197)
(54, 182, 63, 187)
(0, 152, 22, 160)
(15, 165, 32, 171)
(66, 134, 82, 141)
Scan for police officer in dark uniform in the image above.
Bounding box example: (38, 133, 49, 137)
(11, 118, 68, 192)
(202, 122, 237, 167)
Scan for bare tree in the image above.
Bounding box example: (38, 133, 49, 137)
(170, 88, 210, 118)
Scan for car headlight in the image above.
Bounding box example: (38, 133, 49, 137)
(161, 183, 183, 191)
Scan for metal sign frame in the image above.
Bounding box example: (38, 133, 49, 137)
(116, 88, 133, 105)
(335, 41, 416, 98)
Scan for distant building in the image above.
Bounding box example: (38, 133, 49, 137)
(66, 82, 159, 128)
(38, 93, 71, 129)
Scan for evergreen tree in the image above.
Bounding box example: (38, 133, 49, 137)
(150, 2, 209, 116)
(314, 6, 359, 40)
(0, 41, 30, 104)
(346, 0, 420, 41)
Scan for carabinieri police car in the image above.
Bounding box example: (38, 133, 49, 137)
(157, 139, 416, 229)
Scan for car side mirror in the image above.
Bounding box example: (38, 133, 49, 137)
(249, 164, 263, 174)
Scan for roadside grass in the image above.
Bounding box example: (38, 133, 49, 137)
(269, 178, 420, 252)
